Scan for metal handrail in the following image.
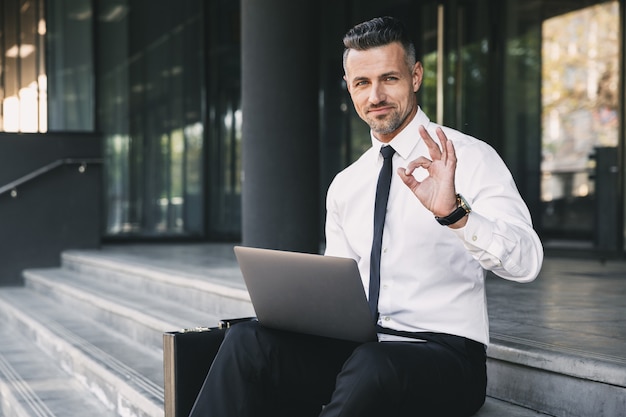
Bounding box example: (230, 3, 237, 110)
(0, 157, 103, 197)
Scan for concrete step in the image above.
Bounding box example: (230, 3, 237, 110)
(478, 397, 551, 416)
(0, 287, 164, 417)
(0, 321, 118, 417)
(60, 249, 255, 320)
(22, 267, 225, 352)
(486, 333, 626, 417)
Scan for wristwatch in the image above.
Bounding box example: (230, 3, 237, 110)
(435, 194, 471, 226)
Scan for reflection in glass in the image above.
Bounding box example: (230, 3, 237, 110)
(0, 0, 47, 132)
(99, 0, 206, 237)
(46, 0, 94, 131)
(206, 0, 242, 239)
(541, 1, 619, 241)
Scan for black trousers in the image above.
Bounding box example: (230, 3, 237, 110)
(189, 321, 486, 417)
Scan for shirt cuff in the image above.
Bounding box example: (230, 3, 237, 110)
(451, 212, 503, 265)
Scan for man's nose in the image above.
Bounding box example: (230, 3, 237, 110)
(369, 83, 386, 104)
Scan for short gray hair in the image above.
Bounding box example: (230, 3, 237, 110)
(342, 16, 416, 72)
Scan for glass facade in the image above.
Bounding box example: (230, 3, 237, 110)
(0, 0, 47, 132)
(97, 0, 241, 240)
(0, 0, 623, 253)
(98, 0, 208, 237)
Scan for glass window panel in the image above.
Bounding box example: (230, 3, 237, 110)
(99, 0, 205, 238)
(184, 122, 204, 232)
(19, 0, 38, 132)
(419, 3, 440, 122)
(46, 0, 94, 131)
(206, 0, 242, 239)
(540, 1, 620, 247)
(452, 1, 491, 142)
(0, 0, 46, 132)
(182, 13, 204, 233)
(0, 7, 4, 129)
(501, 1, 543, 216)
(2, 0, 20, 132)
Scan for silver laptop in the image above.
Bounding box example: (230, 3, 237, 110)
(233, 246, 377, 343)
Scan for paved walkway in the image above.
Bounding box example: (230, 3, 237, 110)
(99, 243, 626, 364)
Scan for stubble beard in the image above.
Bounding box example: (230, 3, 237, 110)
(365, 106, 409, 136)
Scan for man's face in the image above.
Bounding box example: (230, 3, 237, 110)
(344, 42, 423, 143)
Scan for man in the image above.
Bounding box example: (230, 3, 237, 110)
(190, 16, 543, 417)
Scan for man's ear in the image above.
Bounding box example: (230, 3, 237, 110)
(343, 74, 351, 93)
(412, 62, 424, 92)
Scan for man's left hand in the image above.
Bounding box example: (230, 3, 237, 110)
(397, 125, 466, 227)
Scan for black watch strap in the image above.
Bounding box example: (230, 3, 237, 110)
(435, 194, 471, 226)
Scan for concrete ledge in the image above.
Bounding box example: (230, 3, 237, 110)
(488, 334, 626, 416)
(476, 397, 550, 416)
(489, 333, 626, 387)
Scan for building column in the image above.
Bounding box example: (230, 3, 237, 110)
(241, 0, 320, 253)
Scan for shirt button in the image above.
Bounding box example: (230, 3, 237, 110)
(383, 316, 391, 322)
(383, 248, 388, 253)
(472, 235, 478, 241)
(382, 284, 388, 290)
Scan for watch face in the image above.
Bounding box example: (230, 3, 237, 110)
(458, 194, 471, 213)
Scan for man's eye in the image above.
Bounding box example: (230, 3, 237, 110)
(355, 80, 369, 87)
(385, 77, 398, 81)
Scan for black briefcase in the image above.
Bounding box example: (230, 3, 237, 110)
(163, 317, 256, 417)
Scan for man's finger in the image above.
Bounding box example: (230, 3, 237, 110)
(419, 125, 442, 160)
(403, 157, 432, 175)
(435, 127, 448, 163)
(397, 167, 420, 190)
(443, 134, 457, 166)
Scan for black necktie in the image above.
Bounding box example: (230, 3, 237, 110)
(369, 145, 395, 322)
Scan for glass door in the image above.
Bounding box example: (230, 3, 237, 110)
(420, 1, 499, 152)
(540, 1, 621, 251)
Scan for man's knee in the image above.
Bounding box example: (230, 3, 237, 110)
(223, 320, 262, 345)
(216, 321, 267, 371)
(340, 343, 401, 390)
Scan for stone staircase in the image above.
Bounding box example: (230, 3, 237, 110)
(0, 248, 254, 417)
(0, 247, 623, 416)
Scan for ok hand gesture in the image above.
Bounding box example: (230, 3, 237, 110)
(397, 125, 463, 226)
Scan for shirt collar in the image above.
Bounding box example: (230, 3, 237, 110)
(369, 107, 432, 161)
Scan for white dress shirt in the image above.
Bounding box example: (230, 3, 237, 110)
(324, 107, 543, 345)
